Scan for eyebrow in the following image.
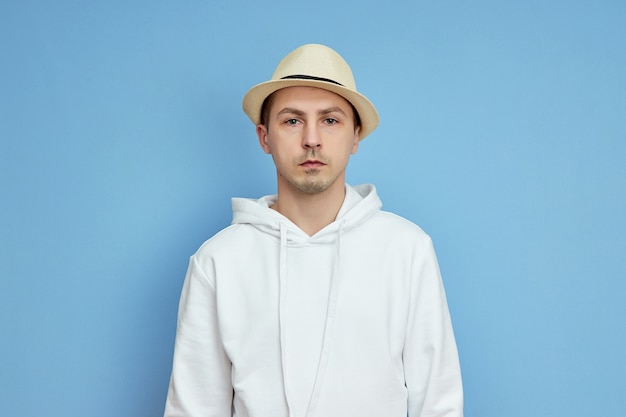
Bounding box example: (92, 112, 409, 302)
(319, 106, 347, 117)
(276, 107, 305, 117)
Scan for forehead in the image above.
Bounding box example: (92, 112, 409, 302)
(269, 86, 352, 111)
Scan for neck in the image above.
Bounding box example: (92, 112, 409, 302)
(272, 180, 346, 236)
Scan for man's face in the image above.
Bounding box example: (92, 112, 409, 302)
(257, 86, 360, 195)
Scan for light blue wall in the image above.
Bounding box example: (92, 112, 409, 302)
(1, 1, 624, 416)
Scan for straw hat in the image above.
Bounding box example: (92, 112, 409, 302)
(242, 44, 379, 140)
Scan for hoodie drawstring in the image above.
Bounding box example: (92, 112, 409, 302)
(278, 223, 294, 417)
(278, 220, 347, 417)
(304, 220, 346, 417)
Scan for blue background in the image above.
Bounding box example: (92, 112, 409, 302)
(1, 1, 624, 416)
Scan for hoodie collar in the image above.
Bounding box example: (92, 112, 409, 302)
(231, 184, 382, 243)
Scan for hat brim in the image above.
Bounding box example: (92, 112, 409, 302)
(242, 79, 379, 140)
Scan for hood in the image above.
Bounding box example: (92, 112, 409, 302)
(231, 184, 382, 243)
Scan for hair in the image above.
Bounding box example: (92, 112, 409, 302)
(260, 93, 277, 127)
(260, 90, 362, 130)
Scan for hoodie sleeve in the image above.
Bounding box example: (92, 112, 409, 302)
(164, 255, 233, 417)
(404, 238, 464, 417)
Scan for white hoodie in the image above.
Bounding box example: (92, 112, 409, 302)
(164, 184, 463, 417)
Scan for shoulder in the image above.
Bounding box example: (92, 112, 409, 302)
(350, 210, 435, 255)
(371, 210, 431, 239)
(187, 224, 265, 280)
(194, 223, 258, 258)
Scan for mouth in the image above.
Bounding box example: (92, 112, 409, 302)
(300, 160, 326, 169)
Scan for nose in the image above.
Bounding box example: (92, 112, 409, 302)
(302, 123, 322, 149)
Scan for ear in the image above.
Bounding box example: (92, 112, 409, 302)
(257, 124, 271, 154)
(351, 126, 360, 155)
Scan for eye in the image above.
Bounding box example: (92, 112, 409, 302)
(285, 118, 299, 125)
(324, 118, 338, 125)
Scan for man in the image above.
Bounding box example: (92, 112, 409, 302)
(164, 44, 463, 417)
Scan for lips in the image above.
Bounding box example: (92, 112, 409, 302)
(300, 160, 325, 168)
